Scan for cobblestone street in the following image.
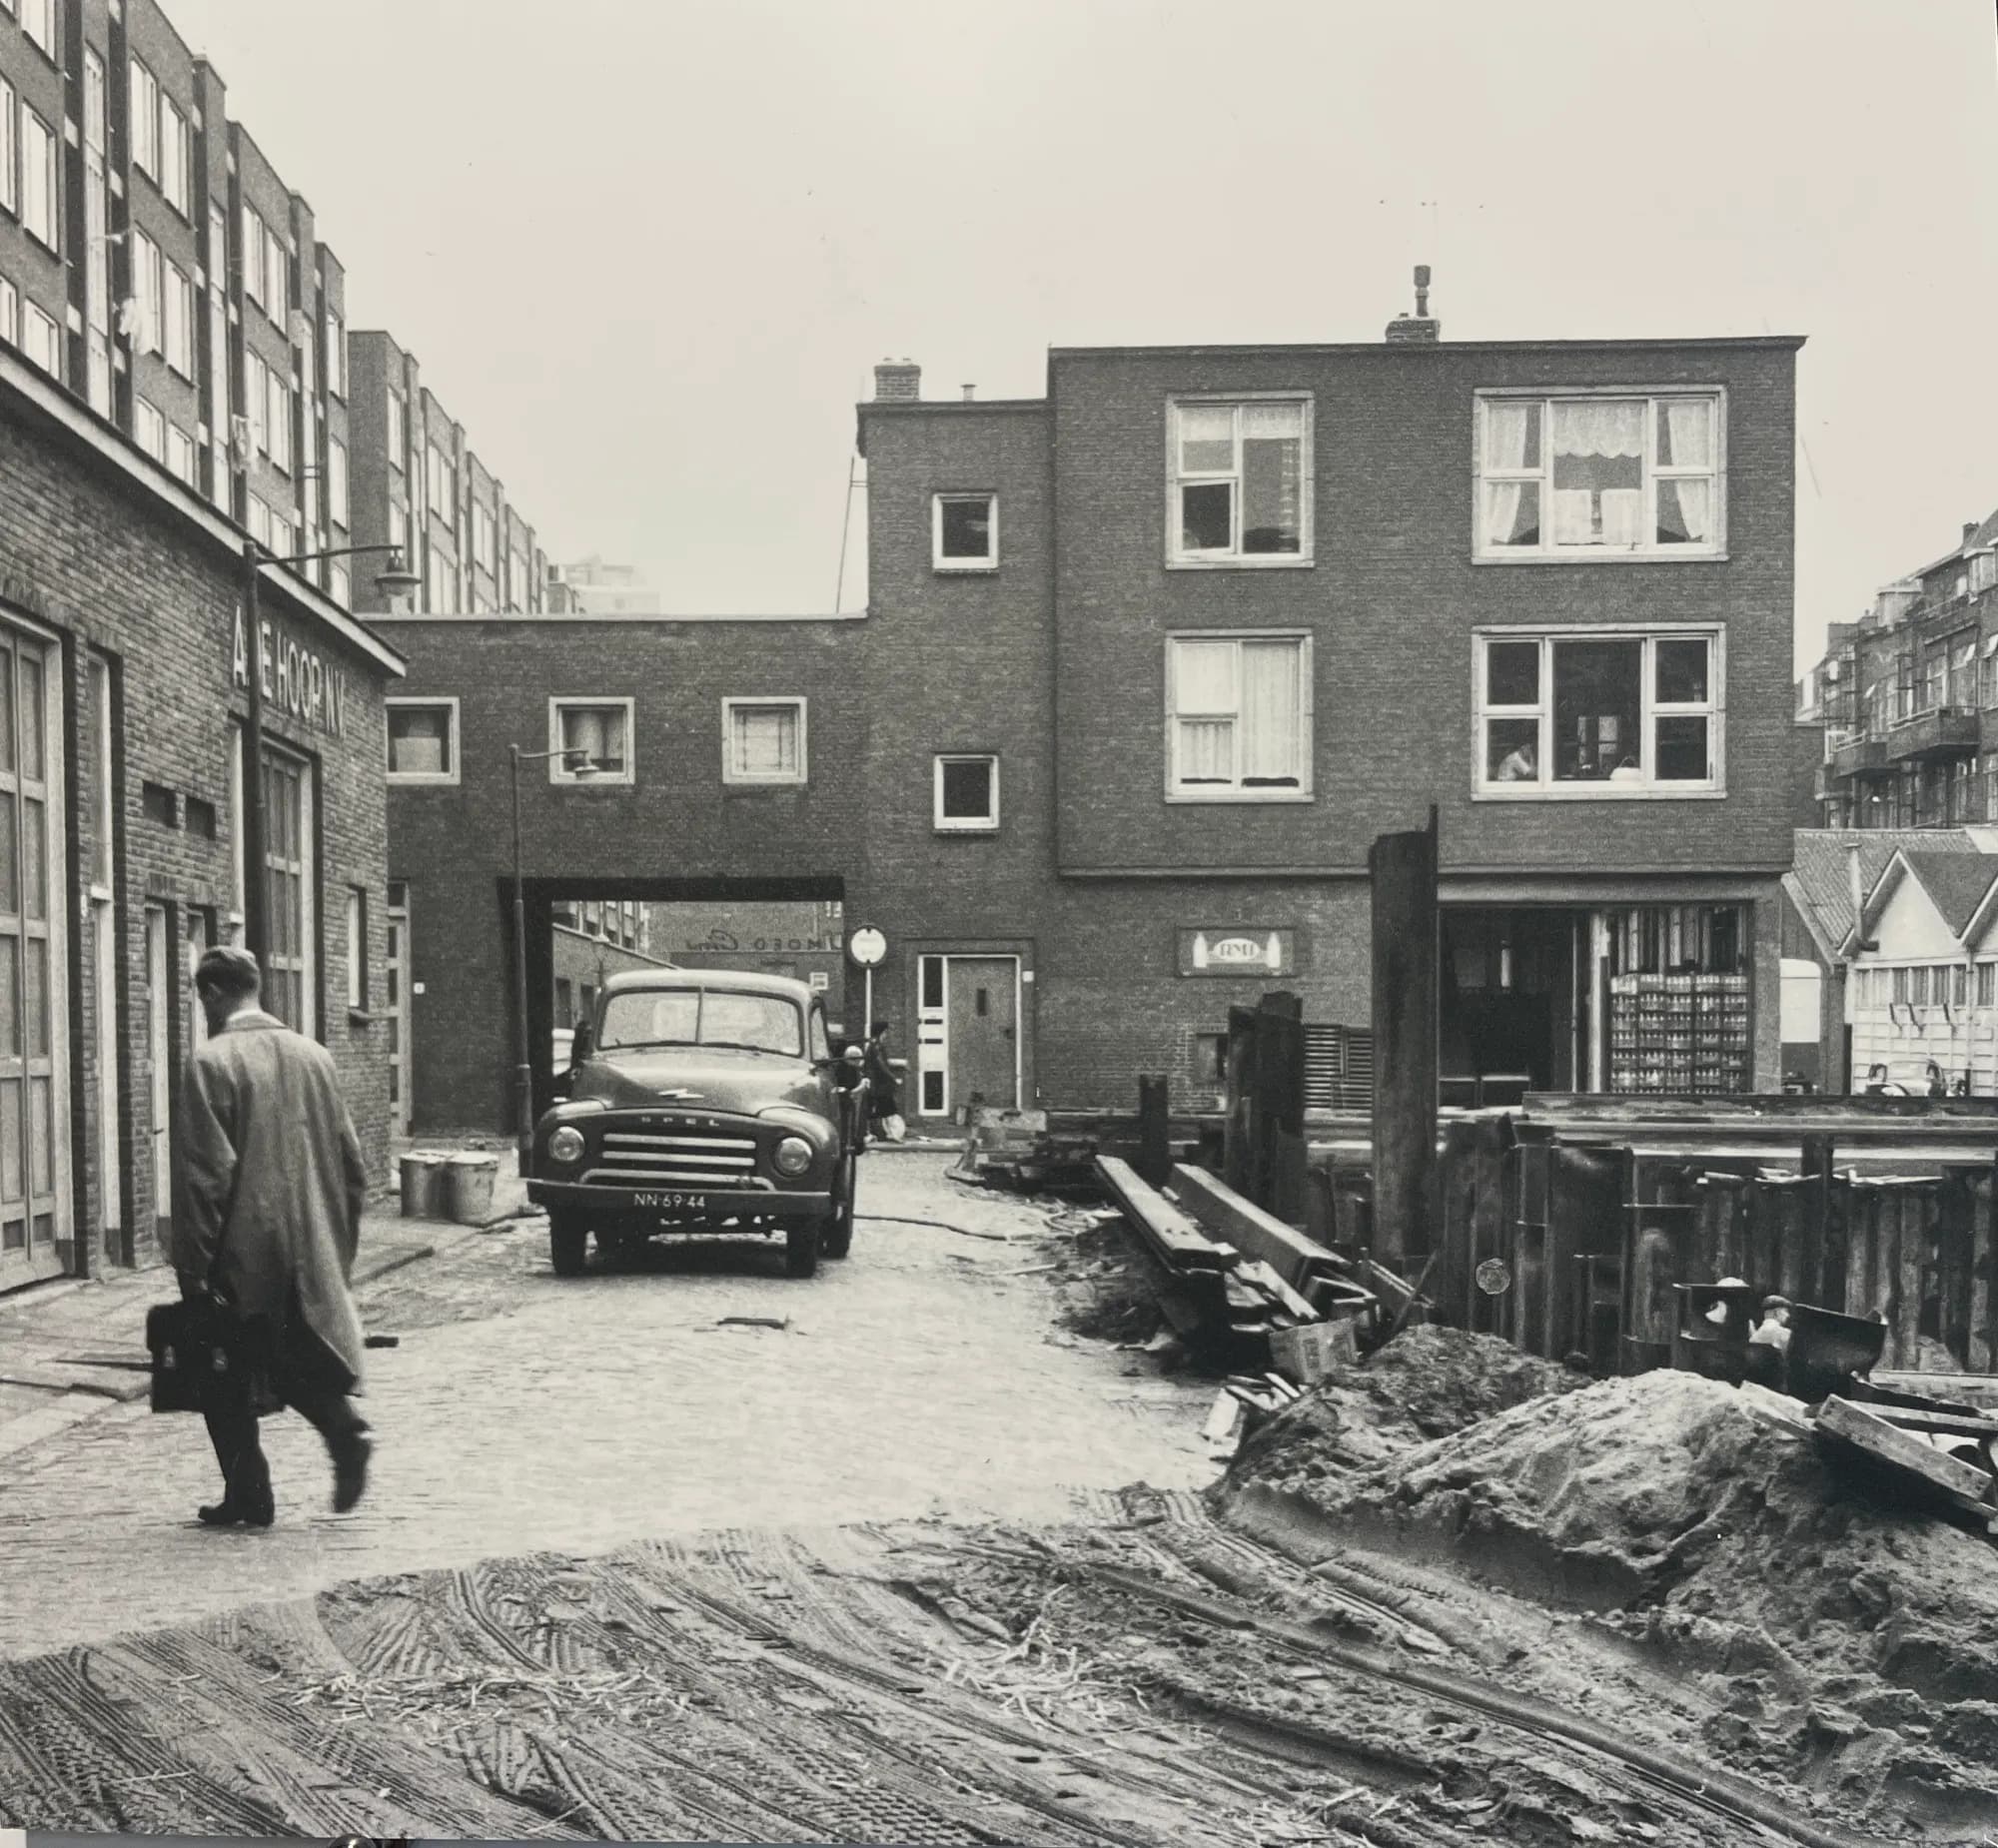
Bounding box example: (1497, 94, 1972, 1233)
(0, 1156, 1215, 1660)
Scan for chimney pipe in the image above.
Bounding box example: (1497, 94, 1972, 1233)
(961, 384, 975, 401)
(1414, 263, 1431, 318)
(1967, 520, 1982, 548)
(1847, 841, 1878, 952)
(1385, 264, 1440, 344)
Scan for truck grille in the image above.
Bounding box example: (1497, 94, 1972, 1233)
(581, 1126, 766, 1188)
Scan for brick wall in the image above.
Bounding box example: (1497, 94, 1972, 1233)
(0, 374, 395, 1273)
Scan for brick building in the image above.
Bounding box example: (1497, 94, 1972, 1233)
(0, 347, 403, 1291)
(385, 293, 1803, 1132)
(1803, 509, 1998, 831)
(345, 331, 547, 617)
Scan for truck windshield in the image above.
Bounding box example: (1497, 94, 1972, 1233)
(596, 989, 803, 1058)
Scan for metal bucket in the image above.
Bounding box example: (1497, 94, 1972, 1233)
(399, 1152, 449, 1219)
(444, 1153, 500, 1226)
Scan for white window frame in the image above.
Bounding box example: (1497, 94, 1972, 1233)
(20, 0, 55, 58)
(722, 696, 807, 787)
(387, 391, 406, 470)
(328, 434, 349, 528)
(0, 278, 17, 348)
(324, 311, 345, 399)
(932, 492, 998, 571)
(1166, 394, 1314, 568)
(330, 560, 350, 608)
(131, 230, 163, 355)
(20, 106, 57, 252)
(934, 753, 1000, 832)
(385, 695, 460, 785)
(1164, 630, 1315, 803)
(129, 58, 159, 176)
(548, 696, 634, 786)
(267, 365, 293, 473)
(345, 886, 367, 1011)
(1474, 388, 1728, 563)
(0, 79, 15, 216)
(241, 207, 266, 310)
(164, 259, 194, 378)
(160, 95, 191, 215)
(165, 424, 196, 485)
(22, 301, 59, 376)
(1473, 624, 1726, 800)
(134, 396, 164, 462)
(263, 223, 288, 324)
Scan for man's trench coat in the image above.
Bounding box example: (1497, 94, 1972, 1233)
(171, 1009, 370, 1392)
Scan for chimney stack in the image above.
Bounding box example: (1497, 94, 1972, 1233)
(1385, 264, 1441, 344)
(961, 384, 976, 401)
(1966, 519, 1982, 549)
(873, 358, 921, 402)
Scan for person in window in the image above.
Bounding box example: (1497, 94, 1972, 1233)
(173, 946, 374, 1529)
(1495, 740, 1537, 782)
(864, 1021, 904, 1143)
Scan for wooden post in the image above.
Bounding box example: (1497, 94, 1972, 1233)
(1137, 1074, 1171, 1188)
(1370, 815, 1440, 1269)
(1223, 1005, 1257, 1197)
(1254, 990, 1305, 1218)
(1803, 1133, 1837, 1309)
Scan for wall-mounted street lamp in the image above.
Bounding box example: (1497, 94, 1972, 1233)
(240, 540, 419, 975)
(510, 743, 597, 1170)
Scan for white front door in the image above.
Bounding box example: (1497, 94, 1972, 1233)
(145, 905, 172, 1243)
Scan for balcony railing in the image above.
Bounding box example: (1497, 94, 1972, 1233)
(1828, 733, 1891, 778)
(1885, 705, 1981, 762)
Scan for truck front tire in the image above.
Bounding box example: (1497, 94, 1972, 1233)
(549, 1212, 588, 1278)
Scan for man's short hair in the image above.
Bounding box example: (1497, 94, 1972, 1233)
(195, 944, 261, 1000)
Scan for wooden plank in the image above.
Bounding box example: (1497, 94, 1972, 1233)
(1816, 1395, 1996, 1505)
(1095, 1156, 1239, 1273)
(1370, 821, 1438, 1269)
(1234, 1256, 1321, 1325)
(1170, 1163, 1338, 1293)
(1864, 1404, 1998, 1440)
(1873, 1371, 1998, 1410)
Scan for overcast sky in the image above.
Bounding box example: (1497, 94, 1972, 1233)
(168, 0, 1996, 667)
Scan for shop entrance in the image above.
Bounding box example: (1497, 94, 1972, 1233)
(1441, 910, 1583, 1103)
(914, 954, 1022, 1120)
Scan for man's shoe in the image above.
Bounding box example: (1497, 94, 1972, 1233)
(331, 1431, 372, 1513)
(197, 1494, 274, 1528)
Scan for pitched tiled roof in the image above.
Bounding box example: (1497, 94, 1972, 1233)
(1787, 828, 1982, 952)
(1901, 852, 1998, 936)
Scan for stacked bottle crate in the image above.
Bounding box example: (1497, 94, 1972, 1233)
(1608, 972, 1751, 1095)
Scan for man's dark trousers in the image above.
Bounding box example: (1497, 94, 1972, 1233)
(203, 1342, 367, 1513)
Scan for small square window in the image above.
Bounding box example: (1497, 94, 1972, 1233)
(386, 698, 460, 783)
(723, 698, 806, 786)
(934, 754, 998, 831)
(551, 698, 633, 783)
(933, 493, 997, 570)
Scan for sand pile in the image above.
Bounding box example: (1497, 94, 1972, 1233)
(1230, 1362, 1998, 1828)
(1226, 1323, 1589, 1484)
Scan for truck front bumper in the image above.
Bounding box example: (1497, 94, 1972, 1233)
(528, 1179, 831, 1222)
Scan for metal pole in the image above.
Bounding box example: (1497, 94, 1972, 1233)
(863, 966, 873, 1040)
(241, 545, 270, 972)
(511, 746, 533, 1174)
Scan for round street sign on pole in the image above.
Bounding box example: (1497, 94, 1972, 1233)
(848, 927, 887, 967)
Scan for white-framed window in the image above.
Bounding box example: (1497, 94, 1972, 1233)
(20, 0, 55, 57)
(83, 50, 105, 150)
(20, 107, 57, 251)
(246, 492, 273, 547)
(0, 80, 15, 215)
(330, 560, 350, 608)
(389, 502, 408, 552)
(723, 697, 806, 786)
(164, 260, 195, 377)
(387, 391, 406, 470)
(932, 493, 997, 570)
(21, 301, 59, 376)
(0, 278, 17, 347)
(1475, 627, 1723, 797)
(240, 207, 265, 309)
(246, 348, 269, 453)
(324, 311, 345, 398)
(549, 698, 633, 784)
(507, 547, 528, 610)
(129, 59, 159, 175)
(428, 445, 456, 527)
(1165, 631, 1313, 800)
(263, 223, 288, 323)
(131, 231, 164, 354)
(160, 97, 191, 215)
(257, 741, 316, 1037)
(266, 365, 292, 472)
(166, 425, 196, 485)
(934, 753, 999, 831)
(1168, 397, 1311, 564)
(1476, 391, 1725, 559)
(134, 397, 165, 462)
(328, 435, 349, 528)
(386, 698, 459, 781)
(345, 887, 368, 1011)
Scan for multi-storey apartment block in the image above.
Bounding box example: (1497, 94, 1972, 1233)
(1805, 512, 1998, 830)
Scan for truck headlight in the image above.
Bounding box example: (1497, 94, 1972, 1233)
(772, 1135, 814, 1177)
(547, 1126, 585, 1165)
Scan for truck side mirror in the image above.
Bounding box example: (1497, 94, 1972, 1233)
(571, 1020, 594, 1064)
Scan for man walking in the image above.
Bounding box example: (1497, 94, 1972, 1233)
(173, 945, 374, 1527)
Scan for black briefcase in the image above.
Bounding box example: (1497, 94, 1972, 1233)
(145, 1294, 281, 1416)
